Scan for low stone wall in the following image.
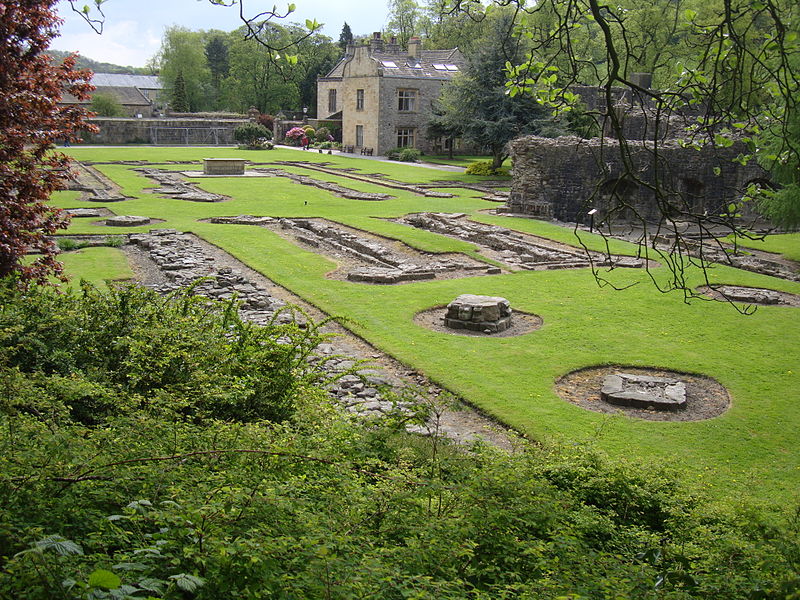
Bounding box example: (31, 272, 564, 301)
(79, 117, 248, 145)
(507, 135, 769, 224)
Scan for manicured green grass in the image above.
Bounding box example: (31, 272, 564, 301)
(56, 146, 800, 506)
(732, 232, 800, 262)
(423, 154, 512, 169)
(35, 246, 134, 289)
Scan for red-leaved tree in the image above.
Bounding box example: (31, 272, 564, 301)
(0, 0, 96, 286)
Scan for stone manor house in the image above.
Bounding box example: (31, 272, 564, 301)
(317, 33, 464, 155)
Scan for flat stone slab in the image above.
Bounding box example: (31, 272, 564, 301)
(601, 372, 687, 411)
(203, 158, 246, 175)
(444, 294, 513, 333)
(65, 208, 102, 217)
(105, 215, 151, 227)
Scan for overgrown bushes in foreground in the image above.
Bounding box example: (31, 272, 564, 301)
(0, 280, 798, 599)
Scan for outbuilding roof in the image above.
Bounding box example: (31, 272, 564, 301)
(90, 73, 163, 89)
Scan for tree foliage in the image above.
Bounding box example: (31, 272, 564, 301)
(433, 8, 556, 169)
(159, 26, 211, 113)
(0, 0, 95, 286)
(439, 0, 800, 298)
(338, 21, 353, 50)
(89, 92, 124, 117)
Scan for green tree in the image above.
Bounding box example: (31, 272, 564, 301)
(434, 8, 554, 169)
(158, 26, 212, 112)
(171, 71, 190, 113)
(387, 0, 422, 47)
(89, 92, 124, 117)
(205, 33, 230, 108)
(338, 22, 353, 50)
(223, 25, 300, 113)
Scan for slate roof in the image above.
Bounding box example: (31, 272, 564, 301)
(91, 73, 163, 89)
(320, 47, 464, 81)
(61, 86, 151, 107)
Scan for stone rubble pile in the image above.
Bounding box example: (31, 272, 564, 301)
(136, 169, 226, 202)
(106, 215, 151, 227)
(601, 373, 687, 411)
(709, 285, 797, 305)
(277, 161, 455, 198)
(127, 229, 421, 423)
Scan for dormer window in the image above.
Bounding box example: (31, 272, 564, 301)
(407, 61, 422, 69)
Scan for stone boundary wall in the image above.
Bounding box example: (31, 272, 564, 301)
(79, 117, 249, 145)
(507, 135, 769, 224)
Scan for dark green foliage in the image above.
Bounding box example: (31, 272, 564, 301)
(387, 147, 422, 162)
(170, 71, 189, 113)
(204, 36, 230, 84)
(338, 22, 353, 50)
(234, 122, 272, 148)
(0, 279, 798, 598)
(465, 160, 509, 176)
(0, 280, 320, 424)
(89, 93, 124, 117)
(432, 8, 559, 170)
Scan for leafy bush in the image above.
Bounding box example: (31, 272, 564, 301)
(0, 278, 798, 599)
(387, 147, 421, 162)
(314, 127, 332, 143)
(234, 122, 272, 149)
(466, 160, 510, 176)
(89, 93, 124, 117)
(0, 280, 325, 424)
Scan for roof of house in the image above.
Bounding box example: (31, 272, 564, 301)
(320, 47, 465, 81)
(91, 73, 163, 89)
(61, 86, 151, 107)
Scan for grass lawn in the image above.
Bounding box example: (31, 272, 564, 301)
(423, 154, 512, 170)
(54, 145, 800, 507)
(731, 232, 800, 263)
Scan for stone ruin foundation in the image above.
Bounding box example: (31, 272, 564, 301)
(444, 295, 513, 334)
(699, 284, 800, 307)
(209, 216, 495, 283)
(399, 212, 647, 271)
(601, 373, 686, 411)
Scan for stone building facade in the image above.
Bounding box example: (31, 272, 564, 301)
(507, 135, 769, 225)
(317, 33, 464, 155)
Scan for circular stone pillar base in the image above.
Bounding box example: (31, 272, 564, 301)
(444, 294, 513, 333)
(105, 215, 151, 227)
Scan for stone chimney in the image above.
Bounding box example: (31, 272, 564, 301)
(407, 36, 421, 58)
(386, 35, 400, 54)
(370, 32, 384, 53)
